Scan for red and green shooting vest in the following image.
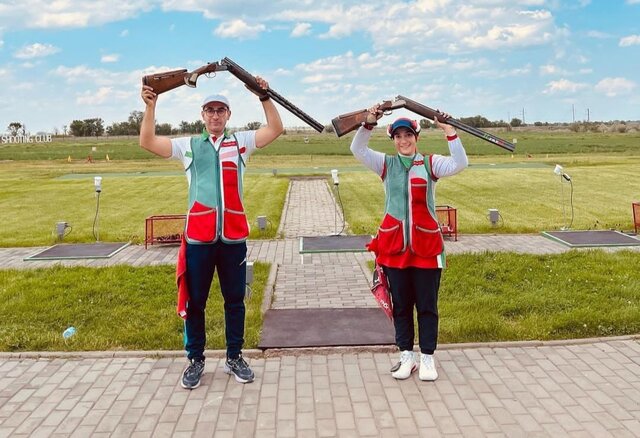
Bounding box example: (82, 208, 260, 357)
(368, 152, 445, 266)
(183, 133, 249, 244)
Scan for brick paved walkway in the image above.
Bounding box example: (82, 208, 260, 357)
(1, 178, 639, 437)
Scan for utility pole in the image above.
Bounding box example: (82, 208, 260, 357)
(522, 108, 525, 125)
(572, 104, 575, 123)
(586, 108, 590, 122)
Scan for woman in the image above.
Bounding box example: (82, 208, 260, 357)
(350, 106, 468, 380)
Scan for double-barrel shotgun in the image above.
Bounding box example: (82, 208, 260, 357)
(331, 96, 516, 152)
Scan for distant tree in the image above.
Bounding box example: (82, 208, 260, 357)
(69, 120, 85, 136)
(324, 124, 335, 134)
(7, 122, 22, 135)
(156, 123, 173, 135)
(127, 110, 144, 134)
(510, 118, 523, 127)
(192, 120, 205, 133)
(419, 118, 431, 129)
(459, 115, 492, 128)
(245, 121, 262, 130)
(179, 121, 191, 133)
(106, 121, 135, 136)
(69, 119, 104, 137)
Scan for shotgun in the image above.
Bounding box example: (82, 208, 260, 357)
(142, 63, 226, 95)
(331, 96, 516, 152)
(142, 58, 325, 133)
(220, 57, 325, 132)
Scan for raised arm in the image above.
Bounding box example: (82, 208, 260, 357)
(139, 85, 172, 158)
(431, 114, 469, 178)
(350, 104, 385, 176)
(253, 76, 284, 148)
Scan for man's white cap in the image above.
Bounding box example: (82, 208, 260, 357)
(202, 94, 230, 108)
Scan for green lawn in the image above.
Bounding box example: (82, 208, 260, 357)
(340, 158, 640, 234)
(2, 251, 638, 352)
(0, 161, 288, 246)
(0, 262, 270, 352)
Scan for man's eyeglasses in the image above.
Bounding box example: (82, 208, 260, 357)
(203, 107, 228, 117)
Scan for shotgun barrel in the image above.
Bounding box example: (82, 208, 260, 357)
(221, 57, 325, 132)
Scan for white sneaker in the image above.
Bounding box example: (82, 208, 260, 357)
(391, 351, 417, 380)
(419, 353, 438, 381)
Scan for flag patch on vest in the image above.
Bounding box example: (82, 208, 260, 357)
(220, 140, 238, 147)
(413, 159, 424, 165)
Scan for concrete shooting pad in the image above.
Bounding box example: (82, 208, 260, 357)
(299, 235, 372, 253)
(24, 242, 130, 261)
(541, 230, 640, 248)
(258, 308, 395, 349)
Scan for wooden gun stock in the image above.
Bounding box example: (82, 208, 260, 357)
(141, 69, 188, 95)
(142, 63, 225, 95)
(331, 101, 400, 137)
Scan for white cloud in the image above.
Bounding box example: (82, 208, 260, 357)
(594, 77, 636, 97)
(626, 0, 640, 4)
(0, 39, 3, 49)
(0, 1, 154, 30)
(587, 30, 610, 39)
(301, 73, 343, 84)
(540, 64, 560, 75)
(76, 86, 131, 105)
(291, 22, 311, 37)
(14, 42, 60, 59)
(619, 35, 640, 47)
(214, 19, 265, 40)
(543, 79, 588, 94)
(120, 29, 129, 37)
(101, 54, 120, 63)
(77, 87, 112, 105)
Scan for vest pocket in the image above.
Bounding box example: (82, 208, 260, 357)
(376, 214, 405, 255)
(411, 223, 443, 257)
(223, 208, 249, 241)
(186, 201, 217, 242)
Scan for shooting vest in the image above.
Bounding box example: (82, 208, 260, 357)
(183, 132, 249, 244)
(369, 152, 444, 262)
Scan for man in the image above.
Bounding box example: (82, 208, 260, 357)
(350, 107, 468, 381)
(140, 77, 283, 389)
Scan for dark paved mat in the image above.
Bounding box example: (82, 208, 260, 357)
(542, 230, 640, 247)
(24, 242, 130, 260)
(258, 308, 395, 349)
(300, 235, 372, 253)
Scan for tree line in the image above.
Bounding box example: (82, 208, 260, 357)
(5, 113, 634, 139)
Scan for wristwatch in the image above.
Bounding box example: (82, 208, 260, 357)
(259, 95, 270, 102)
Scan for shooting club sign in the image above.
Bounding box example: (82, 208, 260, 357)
(1, 133, 52, 143)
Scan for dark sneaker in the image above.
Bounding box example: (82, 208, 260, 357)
(181, 358, 205, 389)
(224, 355, 255, 383)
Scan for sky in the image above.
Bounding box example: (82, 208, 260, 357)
(0, 0, 639, 134)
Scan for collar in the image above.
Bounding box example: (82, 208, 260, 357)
(201, 128, 228, 142)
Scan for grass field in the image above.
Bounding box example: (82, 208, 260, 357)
(1, 251, 638, 351)
(0, 262, 270, 351)
(1, 151, 638, 246)
(1, 129, 639, 351)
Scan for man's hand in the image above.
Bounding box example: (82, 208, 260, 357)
(141, 85, 157, 108)
(245, 76, 269, 99)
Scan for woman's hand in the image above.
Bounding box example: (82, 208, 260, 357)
(433, 110, 456, 137)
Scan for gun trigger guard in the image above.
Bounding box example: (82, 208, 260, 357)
(382, 109, 393, 116)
